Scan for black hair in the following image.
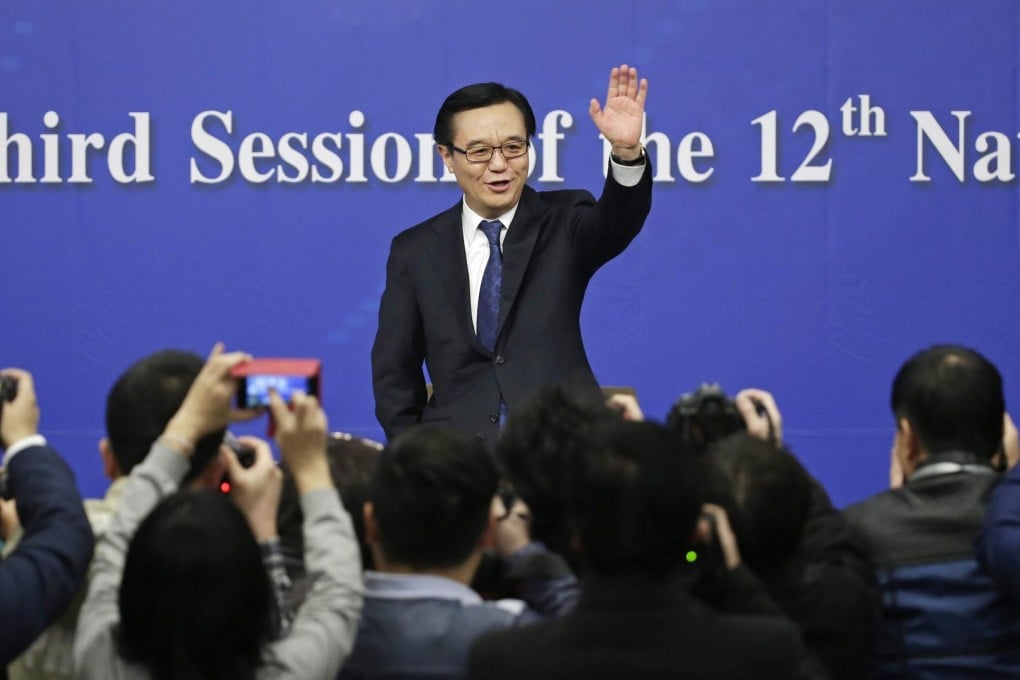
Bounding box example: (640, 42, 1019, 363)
(370, 426, 498, 570)
(890, 344, 1005, 461)
(565, 419, 706, 577)
(277, 433, 382, 577)
(118, 490, 272, 680)
(711, 433, 812, 571)
(496, 385, 619, 556)
(106, 350, 225, 482)
(433, 82, 537, 148)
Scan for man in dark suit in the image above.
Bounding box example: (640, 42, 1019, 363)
(467, 419, 811, 680)
(372, 65, 652, 444)
(0, 369, 94, 664)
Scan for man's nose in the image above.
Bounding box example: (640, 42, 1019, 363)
(487, 148, 509, 169)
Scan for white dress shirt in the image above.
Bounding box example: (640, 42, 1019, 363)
(460, 160, 646, 332)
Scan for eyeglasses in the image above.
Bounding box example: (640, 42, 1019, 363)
(448, 140, 529, 163)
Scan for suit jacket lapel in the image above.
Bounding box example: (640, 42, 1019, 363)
(497, 187, 542, 337)
(426, 202, 491, 355)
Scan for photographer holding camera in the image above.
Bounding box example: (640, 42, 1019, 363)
(73, 344, 364, 680)
(0, 369, 94, 665)
(669, 384, 877, 680)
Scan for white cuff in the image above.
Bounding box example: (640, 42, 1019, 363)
(3, 434, 47, 466)
(609, 156, 646, 187)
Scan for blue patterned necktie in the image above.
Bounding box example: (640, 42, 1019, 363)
(477, 220, 509, 427)
(476, 220, 503, 351)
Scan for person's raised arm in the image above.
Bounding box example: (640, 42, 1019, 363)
(260, 391, 363, 680)
(74, 343, 251, 677)
(0, 368, 94, 665)
(575, 65, 653, 270)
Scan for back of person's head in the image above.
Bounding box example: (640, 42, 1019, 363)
(118, 489, 271, 680)
(891, 344, 1005, 461)
(496, 386, 619, 555)
(566, 419, 705, 577)
(370, 426, 498, 570)
(106, 349, 225, 482)
(711, 433, 812, 571)
(278, 433, 382, 575)
(433, 82, 537, 147)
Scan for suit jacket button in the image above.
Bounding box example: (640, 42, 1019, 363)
(495, 355, 505, 365)
(489, 412, 499, 423)
(475, 433, 484, 441)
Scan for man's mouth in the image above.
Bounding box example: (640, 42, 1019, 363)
(486, 179, 512, 192)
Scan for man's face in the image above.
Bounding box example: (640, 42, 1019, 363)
(439, 101, 529, 219)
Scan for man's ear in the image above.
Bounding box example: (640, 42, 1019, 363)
(896, 418, 925, 472)
(437, 144, 454, 172)
(99, 438, 121, 481)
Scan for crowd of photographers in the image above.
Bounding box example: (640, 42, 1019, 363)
(1, 342, 1020, 678)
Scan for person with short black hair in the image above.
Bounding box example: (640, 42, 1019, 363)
(104, 349, 226, 484)
(713, 433, 878, 680)
(469, 419, 811, 680)
(339, 425, 577, 680)
(494, 385, 618, 563)
(372, 65, 652, 445)
(277, 432, 383, 581)
(73, 344, 364, 680)
(8, 349, 248, 680)
(845, 344, 1020, 677)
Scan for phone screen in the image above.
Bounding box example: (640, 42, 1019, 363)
(239, 374, 316, 408)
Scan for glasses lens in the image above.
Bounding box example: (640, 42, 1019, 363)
(501, 141, 527, 158)
(465, 147, 492, 162)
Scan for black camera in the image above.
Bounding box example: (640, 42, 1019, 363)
(666, 383, 747, 453)
(223, 431, 256, 469)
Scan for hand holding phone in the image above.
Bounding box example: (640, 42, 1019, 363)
(230, 359, 322, 409)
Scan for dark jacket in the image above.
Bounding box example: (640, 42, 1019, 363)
(845, 452, 1020, 679)
(759, 480, 879, 680)
(372, 166, 652, 445)
(469, 572, 814, 680)
(977, 461, 1020, 602)
(0, 445, 94, 664)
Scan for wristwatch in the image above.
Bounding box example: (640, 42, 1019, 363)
(611, 147, 646, 166)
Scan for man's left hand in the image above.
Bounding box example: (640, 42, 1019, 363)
(589, 64, 648, 159)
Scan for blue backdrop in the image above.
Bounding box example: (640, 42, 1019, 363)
(3, 0, 1018, 506)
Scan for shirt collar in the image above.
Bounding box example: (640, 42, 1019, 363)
(364, 571, 482, 605)
(461, 199, 518, 250)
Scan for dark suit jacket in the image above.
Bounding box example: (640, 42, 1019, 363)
(0, 444, 94, 664)
(467, 574, 809, 680)
(372, 166, 653, 443)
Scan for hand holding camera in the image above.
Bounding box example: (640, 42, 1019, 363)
(163, 343, 253, 454)
(667, 384, 781, 450)
(734, 388, 782, 447)
(697, 503, 742, 571)
(0, 369, 38, 450)
(494, 495, 532, 558)
(224, 436, 282, 541)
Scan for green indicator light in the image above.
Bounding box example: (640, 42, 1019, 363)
(685, 550, 698, 563)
